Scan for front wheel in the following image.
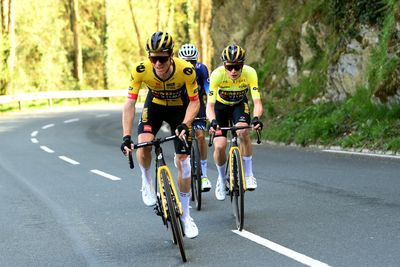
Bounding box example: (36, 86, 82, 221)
(162, 169, 187, 262)
(230, 148, 245, 231)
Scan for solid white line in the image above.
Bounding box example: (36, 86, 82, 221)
(323, 149, 400, 159)
(40, 146, 54, 153)
(64, 118, 80, 123)
(31, 138, 38, 143)
(58, 156, 80, 165)
(31, 130, 38, 137)
(232, 230, 330, 267)
(42, 123, 55, 129)
(90, 169, 121, 181)
(95, 114, 109, 118)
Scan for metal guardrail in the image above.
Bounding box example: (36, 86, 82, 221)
(0, 89, 148, 110)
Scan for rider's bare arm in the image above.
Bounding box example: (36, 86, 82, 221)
(122, 98, 136, 136)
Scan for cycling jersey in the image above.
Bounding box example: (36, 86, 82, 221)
(192, 62, 210, 131)
(194, 62, 210, 97)
(128, 57, 199, 106)
(208, 65, 261, 106)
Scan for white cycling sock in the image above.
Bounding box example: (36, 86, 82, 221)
(242, 156, 253, 177)
(179, 191, 191, 220)
(216, 162, 226, 182)
(201, 160, 207, 178)
(139, 164, 151, 185)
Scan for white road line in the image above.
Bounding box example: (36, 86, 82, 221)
(42, 123, 55, 129)
(31, 130, 38, 137)
(40, 146, 54, 153)
(323, 149, 400, 159)
(58, 156, 80, 165)
(31, 138, 38, 143)
(64, 118, 80, 123)
(90, 169, 121, 181)
(95, 114, 109, 118)
(232, 230, 330, 267)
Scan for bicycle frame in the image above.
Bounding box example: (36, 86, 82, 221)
(128, 134, 187, 262)
(208, 122, 261, 230)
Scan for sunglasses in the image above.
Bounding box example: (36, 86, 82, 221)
(188, 60, 197, 66)
(149, 56, 170, 64)
(225, 64, 243, 71)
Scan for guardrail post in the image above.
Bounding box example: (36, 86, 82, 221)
(18, 101, 22, 111)
(48, 98, 53, 107)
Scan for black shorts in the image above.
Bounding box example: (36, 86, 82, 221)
(215, 99, 251, 137)
(137, 93, 191, 155)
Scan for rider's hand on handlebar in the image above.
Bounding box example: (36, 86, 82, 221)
(251, 117, 263, 130)
(175, 123, 189, 140)
(208, 119, 220, 134)
(120, 135, 133, 155)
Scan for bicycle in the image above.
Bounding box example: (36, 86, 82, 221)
(190, 117, 207, 211)
(128, 135, 187, 262)
(209, 123, 261, 231)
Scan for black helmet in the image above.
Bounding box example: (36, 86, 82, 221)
(146, 31, 174, 53)
(221, 44, 246, 63)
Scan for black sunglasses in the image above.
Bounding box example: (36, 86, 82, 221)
(225, 64, 243, 71)
(188, 60, 197, 66)
(149, 56, 170, 64)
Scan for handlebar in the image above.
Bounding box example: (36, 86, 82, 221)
(127, 134, 190, 169)
(208, 125, 262, 147)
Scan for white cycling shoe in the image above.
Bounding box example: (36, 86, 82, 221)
(181, 216, 199, 238)
(215, 179, 226, 201)
(245, 176, 257, 191)
(141, 181, 156, 206)
(201, 177, 212, 192)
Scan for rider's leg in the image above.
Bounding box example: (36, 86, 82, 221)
(176, 153, 191, 218)
(137, 132, 155, 183)
(237, 122, 254, 177)
(195, 129, 208, 177)
(213, 136, 227, 181)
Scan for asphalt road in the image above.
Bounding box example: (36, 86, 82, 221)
(1, 105, 399, 267)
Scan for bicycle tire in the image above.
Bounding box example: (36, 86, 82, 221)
(230, 148, 245, 231)
(190, 138, 202, 210)
(162, 169, 187, 262)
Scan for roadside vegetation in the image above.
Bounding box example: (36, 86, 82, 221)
(257, 0, 400, 152)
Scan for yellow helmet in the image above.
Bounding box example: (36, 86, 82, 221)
(146, 31, 174, 53)
(221, 44, 246, 63)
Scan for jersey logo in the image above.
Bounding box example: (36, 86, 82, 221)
(208, 91, 214, 96)
(136, 64, 145, 73)
(183, 67, 193, 75)
(253, 87, 259, 91)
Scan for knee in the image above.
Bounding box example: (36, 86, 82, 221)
(179, 156, 191, 178)
(195, 130, 205, 141)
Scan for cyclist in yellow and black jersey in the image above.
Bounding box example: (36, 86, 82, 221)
(206, 44, 264, 201)
(207, 64, 261, 106)
(128, 57, 199, 106)
(121, 31, 200, 239)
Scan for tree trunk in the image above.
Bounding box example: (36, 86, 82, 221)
(128, 0, 145, 57)
(71, 0, 83, 87)
(199, 0, 212, 69)
(103, 0, 109, 89)
(167, 0, 175, 33)
(0, 0, 15, 95)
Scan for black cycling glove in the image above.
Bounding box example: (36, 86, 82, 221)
(209, 119, 219, 131)
(176, 123, 189, 136)
(251, 117, 263, 130)
(120, 135, 133, 154)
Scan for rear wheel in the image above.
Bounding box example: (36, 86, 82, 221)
(162, 170, 187, 262)
(230, 149, 245, 231)
(190, 139, 202, 210)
